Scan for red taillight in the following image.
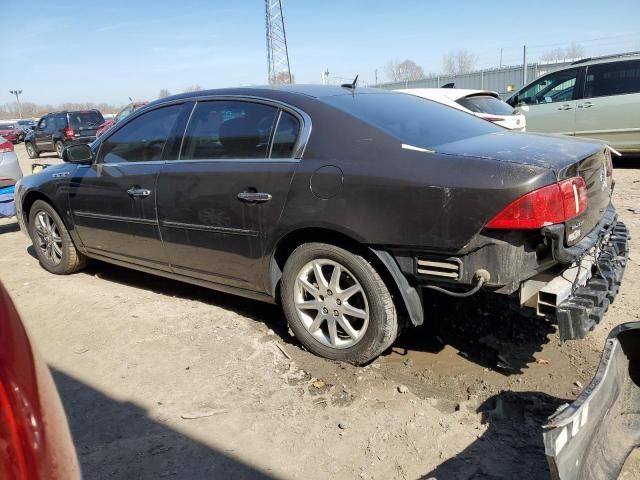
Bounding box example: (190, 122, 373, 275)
(0, 140, 13, 153)
(486, 176, 588, 229)
(63, 127, 74, 139)
(0, 382, 28, 480)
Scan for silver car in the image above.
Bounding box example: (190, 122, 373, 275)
(0, 135, 23, 185)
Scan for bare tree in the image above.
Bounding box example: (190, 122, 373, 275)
(384, 59, 425, 82)
(182, 84, 203, 93)
(540, 44, 585, 63)
(442, 50, 477, 75)
(158, 89, 171, 98)
(270, 72, 294, 85)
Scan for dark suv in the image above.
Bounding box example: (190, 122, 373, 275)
(25, 110, 105, 159)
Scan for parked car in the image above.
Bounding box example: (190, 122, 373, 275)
(0, 280, 81, 479)
(24, 110, 105, 159)
(508, 53, 640, 154)
(96, 101, 148, 138)
(0, 135, 22, 187)
(0, 122, 21, 144)
(16, 118, 37, 139)
(15, 85, 629, 364)
(398, 88, 526, 131)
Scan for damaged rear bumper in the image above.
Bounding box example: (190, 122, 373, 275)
(554, 220, 629, 341)
(543, 322, 640, 480)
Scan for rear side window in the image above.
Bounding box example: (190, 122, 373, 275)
(271, 111, 300, 158)
(325, 92, 499, 149)
(180, 101, 278, 160)
(584, 60, 640, 98)
(68, 111, 105, 129)
(98, 105, 181, 164)
(457, 95, 514, 116)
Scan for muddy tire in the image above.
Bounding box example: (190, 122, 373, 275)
(25, 141, 39, 159)
(55, 140, 65, 159)
(281, 242, 398, 365)
(28, 200, 87, 274)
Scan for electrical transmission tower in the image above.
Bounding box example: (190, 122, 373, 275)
(265, 0, 292, 84)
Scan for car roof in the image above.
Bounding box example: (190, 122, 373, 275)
(396, 88, 499, 102)
(553, 51, 640, 69)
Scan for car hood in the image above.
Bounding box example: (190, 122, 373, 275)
(434, 131, 604, 174)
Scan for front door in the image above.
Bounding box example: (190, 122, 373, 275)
(514, 67, 580, 135)
(68, 104, 184, 270)
(35, 116, 54, 152)
(156, 100, 302, 290)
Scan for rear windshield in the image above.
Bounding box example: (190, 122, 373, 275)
(68, 111, 105, 129)
(324, 92, 500, 149)
(456, 95, 515, 116)
(0, 124, 15, 130)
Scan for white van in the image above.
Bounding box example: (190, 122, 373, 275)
(508, 53, 640, 154)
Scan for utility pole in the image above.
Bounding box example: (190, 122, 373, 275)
(265, 0, 292, 84)
(499, 48, 503, 68)
(9, 90, 22, 119)
(322, 68, 330, 85)
(374, 68, 378, 85)
(522, 45, 527, 86)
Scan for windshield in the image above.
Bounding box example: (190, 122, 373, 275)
(457, 95, 514, 116)
(68, 111, 105, 129)
(17, 120, 35, 126)
(324, 92, 500, 149)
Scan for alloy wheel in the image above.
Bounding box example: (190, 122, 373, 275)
(294, 259, 369, 349)
(34, 211, 63, 265)
(56, 142, 64, 158)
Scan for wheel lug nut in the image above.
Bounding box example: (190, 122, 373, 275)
(322, 307, 328, 314)
(333, 310, 339, 317)
(327, 290, 333, 296)
(336, 299, 342, 305)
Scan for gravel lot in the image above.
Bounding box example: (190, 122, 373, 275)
(1, 144, 639, 479)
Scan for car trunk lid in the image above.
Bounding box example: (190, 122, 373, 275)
(436, 131, 612, 244)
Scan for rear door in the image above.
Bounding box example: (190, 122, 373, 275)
(514, 68, 581, 134)
(156, 99, 303, 290)
(574, 59, 640, 152)
(68, 104, 185, 270)
(35, 116, 54, 151)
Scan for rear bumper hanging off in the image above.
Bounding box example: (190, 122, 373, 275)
(555, 220, 629, 341)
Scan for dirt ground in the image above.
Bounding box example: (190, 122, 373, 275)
(1, 144, 639, 479)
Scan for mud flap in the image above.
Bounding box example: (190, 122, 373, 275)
(543, 322, 640, 479)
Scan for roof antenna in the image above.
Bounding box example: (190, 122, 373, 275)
(341, 74, 359, 89)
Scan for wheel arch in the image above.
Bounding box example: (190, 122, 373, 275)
(268, 227, 424, 326)
(22, 191, 63, 228)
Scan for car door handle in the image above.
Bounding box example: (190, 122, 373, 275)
(127, 187, 151, 198)
(237, 191, 272, 204)
(578, 102, 593, 109)
(557, 104, 573, 111)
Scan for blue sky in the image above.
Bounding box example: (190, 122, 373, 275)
(2, 0, 639, 106)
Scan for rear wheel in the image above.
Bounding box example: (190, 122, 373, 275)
(28, 200, 87, 274)
(281, 242, 398, 365)
(55, 140, 65, 159)
(25, 142, 39, 159)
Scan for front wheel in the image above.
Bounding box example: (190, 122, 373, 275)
(28, 200, 87, 274)
(281, 243, 398, 365)
(55, 140, 65, 159)
(25, 142, 39, 159)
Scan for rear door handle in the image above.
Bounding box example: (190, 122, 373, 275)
(578, 102, 593, 109)
(557, 104, 573, 111)
(237, 191, 272, 204)
(127, 187, 151, 198)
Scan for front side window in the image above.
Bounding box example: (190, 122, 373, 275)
(38, 118, 47, 129)
(97, 105, 182, 164)
(584, 60, 640, 98)
(516, 69, 578, 105)
(180, 101, 278, 160)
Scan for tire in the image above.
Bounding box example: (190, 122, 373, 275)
(25, 142, 39, 159)
(28, 200, 87, 274)
(281, 242, 398, 365)
(55, 140, 65, 159)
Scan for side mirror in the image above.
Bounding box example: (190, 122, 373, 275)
(63, 144, 93, 164)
